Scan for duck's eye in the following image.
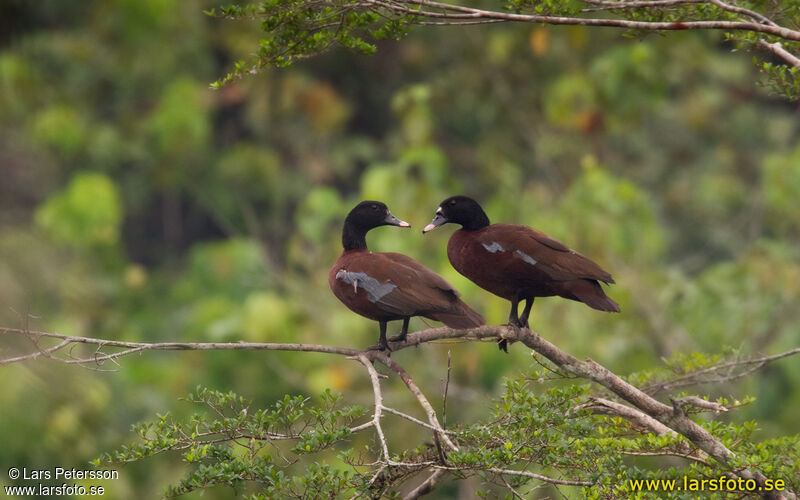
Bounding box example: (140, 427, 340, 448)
(449, 200, 457, 206)
(371, 205, 379, 210)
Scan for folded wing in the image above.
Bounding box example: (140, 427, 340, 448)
(334, 252, 484, 327)
(479, 224, 615, 284)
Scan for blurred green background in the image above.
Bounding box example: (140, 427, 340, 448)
(1, 0, 799, 498)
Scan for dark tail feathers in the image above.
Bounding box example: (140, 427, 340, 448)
(583, 293, 621, 313)
(429, 301, 485, 329)
(566, 279, 621, 313)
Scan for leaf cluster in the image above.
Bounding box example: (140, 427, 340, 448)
(206, 1, 414, 87)
(757, 58, 800, 100)
(96, 386, 367, 497)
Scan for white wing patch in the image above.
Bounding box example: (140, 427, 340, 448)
(482, 242, 505, 253)
(335, 270, 397, 302)
(515, 250, 538, 266)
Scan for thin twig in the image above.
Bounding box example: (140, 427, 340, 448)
(0, 338, 71, 365)
(0, 327, 361, 366)
(374, 352, 458, 454)
(442, 350, 451, 430)
(582, 0, 703, 7)
(671, 395, 729, 414)
(355, 354, 391, 464)
(382, 406, 456, 435)
(433, 465, 593, 487)
(499, 474, 526, 500)
(403, 469, 447, 500)
(643, 347, 800, 394)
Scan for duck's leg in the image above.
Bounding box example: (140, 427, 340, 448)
(367, 320, 391, 351)
(500, 296, 524, 352)
(518, 298, 534, 329)
(507, 295, 521, 327)
(388, 317, 410, 343)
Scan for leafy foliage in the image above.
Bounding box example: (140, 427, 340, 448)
(98, 387, 366, 497)
(206, 0, 414, 87)
(208, 0, 800, 100)
(100, 365, 799, 498)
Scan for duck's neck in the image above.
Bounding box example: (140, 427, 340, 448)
(462, 211, 490, 231)
(342, 223, 369, 251)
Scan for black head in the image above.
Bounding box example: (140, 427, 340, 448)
(423, 196, 490, 233)
(342, 200, 410, 250)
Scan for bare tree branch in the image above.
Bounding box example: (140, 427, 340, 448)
(671, 395, 729, 414)
(582, 0, 705, 8)
(0, 338, 72, 365)
(374, 351, 459, 455)
(356, 354, 392, 468)
(498, 474, 527, 500)
(706, 0, 778, 27)
(371, 0, 800, 44)
(643, 347, 800, 394)
(442, 350, 451, 431)
(584, 396, 683, 436)
(430, 465, 594, 487)
(355, 0, 800, 71)
(382, 406, 456, 435)
(581, 397, 710, 464)
(0, 327, 361, 366)
(758, 40, 800, 67)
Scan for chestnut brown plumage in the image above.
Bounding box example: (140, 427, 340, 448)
(330, 201, 485, 351)
(424, 196, 619, 351)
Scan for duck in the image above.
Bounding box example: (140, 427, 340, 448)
(330, 200, 485, 351)
(423, 195, 619, 351)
